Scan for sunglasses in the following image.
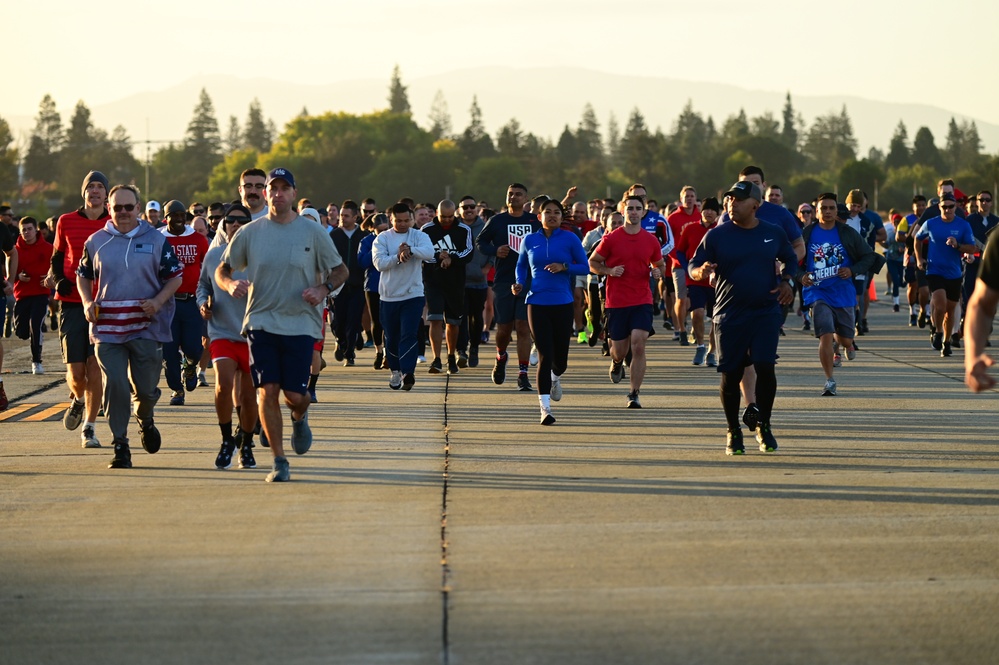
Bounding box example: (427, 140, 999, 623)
(941, 204, 957, 210)
(192, 209, 206, 215)
(799, 209, 813, 214)
(112, 204, 136, 212)
(460, 204, 477, 210)
(208, 215, 223, 221)
(224, 217, 251, 225)
(979, 197, 992, 203)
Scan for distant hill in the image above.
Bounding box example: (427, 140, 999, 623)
(6, 66, 997, 166)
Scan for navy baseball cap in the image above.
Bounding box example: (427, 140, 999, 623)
(265, 167, 296, 189)
(724, 181, 762, 203)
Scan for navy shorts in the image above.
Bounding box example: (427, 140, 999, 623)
(687, 285, 715, 317)
(246, 329, 315, 394)
(605, 304, 653, 342)
(493, 281, 527, 324)
(714, 310, 782, 373)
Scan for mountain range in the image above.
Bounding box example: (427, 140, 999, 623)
(7, 67, 997, 164)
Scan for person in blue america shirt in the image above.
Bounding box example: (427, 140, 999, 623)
(689, 181, 797, 456)
(512, 199, 590, 425)
(798, 193, 877, 397)
(915, 192, 977, 357)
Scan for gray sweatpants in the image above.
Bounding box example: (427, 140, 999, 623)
(95, 339, 162, 442)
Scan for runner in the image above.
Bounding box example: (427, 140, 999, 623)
(675, 197, 721, 366)
(11, 217, 52, 375)
(421, 199, 473, 375)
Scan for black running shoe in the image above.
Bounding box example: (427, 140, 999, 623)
(184, 360, 198, 392)
(756, 423, 779, 452)
(918, 311, 929, 328)
(726, 429, 745, 456)
(108, 439, 132, 469)
(517, 374, 532, 391)
(138, 418, 161, 454)
(491, 354, 507, 385)
(428, 358, 443, 374)
(931, 332, 943, 351)
(909, 313, 918, 327)
(373, 351, 384, 370)
(627, 391, 641, 408)
(941, 342, 952, 357)
(447, 356, 459, 375)
(215, 437, 236, 469)
(402, 373, 415, 391)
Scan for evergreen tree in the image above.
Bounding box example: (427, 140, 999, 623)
(801, 105, 857, 173)
(780, 92, 798, 148)
(185, 88, 222, 157)
(620, 108, 654, 181)
(556, 125, 579, 165)
(224, 115, 242, 155)
(884, 120, 910, 171)
(606, 112, 621, 168)
(496, 118, 524, 157)
(24, 94, 64, 184)
(720, 109, 750, 142)
(427, 90, 452, 140)
(457, 96, 495, 162)
(243, 98, 273, 153)
(750, 111, 781, 140)
(944, 117, 963, 173)
(388, 65, 411, 114)
(576, 104, 603, 161)
(0, 116, 19, 199)
(912, 126, 945, 173)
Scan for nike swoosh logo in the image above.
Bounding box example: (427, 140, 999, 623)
(764, 239, 774, 243)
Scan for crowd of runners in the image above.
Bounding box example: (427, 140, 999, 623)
(1, 166, 996, 479)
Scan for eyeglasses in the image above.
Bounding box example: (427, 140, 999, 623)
(363, 208, 376, 214)
(112, 204, 136, 212)
(799, 209, 813, 214)
(224, 217, 250, 225)
(208, 215, 223, 221)
(460, 204, 477, 210)
(941, 204, 957, 210)
(979, 197, 992, 203)
(192, 209, 206, 216)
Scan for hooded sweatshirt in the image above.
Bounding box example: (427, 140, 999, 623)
(77, 220, 183, 344)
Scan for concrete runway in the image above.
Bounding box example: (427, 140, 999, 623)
(1, 297, 997, 664)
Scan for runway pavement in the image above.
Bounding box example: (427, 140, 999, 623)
(1, 296, 997, 664)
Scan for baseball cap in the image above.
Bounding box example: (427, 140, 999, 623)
(265, 167, 296, 189)
(797, 203, 813, 212)
(299, 207, 321, 224)
(724, 181, 762, 203)
(940, 192, 957, 203)
(146, 201, 161, 212)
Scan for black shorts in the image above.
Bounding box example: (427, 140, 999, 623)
(926, 274, 962, 302)
(605, 304, 653, 341)
(687, 285, 715, 317)
(714, 310, 782, 373)
(492, 282, 527, 324)
(246, 329, 314, 394)
(59, 302, 95, 364)
(425, 282, 465, 325)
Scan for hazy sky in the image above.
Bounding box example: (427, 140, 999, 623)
(9, 0, 999, 124)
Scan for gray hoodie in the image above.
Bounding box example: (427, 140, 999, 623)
(197, 241, 248, 343)
(463, 216, 492, 289)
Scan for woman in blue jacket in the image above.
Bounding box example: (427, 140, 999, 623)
(513, 199, 590, 425)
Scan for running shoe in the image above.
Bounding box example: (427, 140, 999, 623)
(492, 354, 507, 385)
(822, 379, 837, 396)
(428, 358, 443, 374)
(609, 360, 624, 384)
(577, 330, 588, 345)
(679, 334, 690, 346)
(215, 437, 236, 469)
(832, 353, 842, 368)
(860, 319, 869, 334)
(893, 304, 900, 313)
(692, 345, 707, 366)
(108, 439, 132, 469)
(846, 346, 856, 361)
(468, 347, 479, 368)
(627, 391, 641, 409)
(31, 362, 44, 375)
(517, 374, 532, 392)
(265, 456, 290, 482)
(373, 351, 384, 370)
(941, 342, 952, 357)
(909, 313, 918, 327)
(756, 423, 779, 452)
(183, 360, 198, 392)
(663, 318, 673, 331)
(951, 334, 962, 349)
(402, 373, 415, 391)
(63, 397, 85, 430)
(389, 370, 402, 390)
(705, 352, 717, 367)
(291, 413, 312, 455)
(169, 391, 185, 406)
(238, 438, 256, 469)
(540, 407, 556, 426)
(529, 345, 538, 366)
(742, 403, 760, 430)
(198, 371, 209, 388)
(931, 332, 943, 351)
(309, 388, 317, 403)
(81, 425, 101, 449)
(802, 319, 811, 331)
(918, 311, 929, 328)
(550, 375, 562, 402)
(457, 352, 468, 368)
(343, 356, 355, 367)
(138, 418, 161, 454)
(725, 429, 745, 456)
(447, 356, 459, 375)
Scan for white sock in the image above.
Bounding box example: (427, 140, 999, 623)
(893, 296, 900, 305)
(551, 371, 559, 383)
(539, 395, 551, 410)
(82, 421, 95, 432)
(910, 304, 918, 315)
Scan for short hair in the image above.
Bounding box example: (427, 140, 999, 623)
(18, 216, 37, 228)
(208, 201, 225, 212)
(938, 178, 955, 190)
(437, 199, 456, 212)
(459, 195, 476, 204)
(240, 168, 266, 180)
(0, 205, 12, 215)
(978, 190, 992, 199)
(817, 192, 838, 203)
(680, 185, 696, 197)
(108, 184, 140, 202)
(508, 182, 528, 193)
(531, 194, 551, 208)
(362, 197, 376, 206)
(740, 165, 765, 181)
(767, 184, 783, 193)
(646, 199, 658, 207)
(341, 200, 360, 215)
(623, 195, 645, 208)
(189, 201, 204, 212)
(912, 195, 927, 204)
(390, 202, 412, 217)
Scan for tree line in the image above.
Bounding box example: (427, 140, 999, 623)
(3, 67, 998, 220)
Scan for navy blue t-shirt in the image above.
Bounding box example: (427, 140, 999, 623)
(475, 211, 540, 284)
(720, 201, 801, 243)
(691, 221, 797, 322)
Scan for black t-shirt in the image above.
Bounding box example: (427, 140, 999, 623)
(0, 223, 14, 280)
(978, 231, 999, 290)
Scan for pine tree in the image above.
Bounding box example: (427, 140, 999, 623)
(0, 115, 19, 199)
(884, 120, 910, 171)
(606, 112, 621, 167)
(224, 115, 243, 155)
(457, 96, 495, 161)
(428, 90, 452, 140)
(912, 126, 945, 174)
(780, 92, 798, 149)
(243, 98, 273, 153)
(944, 117, 963, 173)
(185, 88, 222, 157)
(496, 118, 524, 157)
(24, 94, 64, 183)
(388, 65, 411, 114)
(576, 104, 603, 161)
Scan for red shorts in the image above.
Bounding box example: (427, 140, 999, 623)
(210, 338, 251, 374)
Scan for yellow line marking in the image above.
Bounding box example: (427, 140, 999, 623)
(23, 404, 71, 422)
(0, 404, 38, 422)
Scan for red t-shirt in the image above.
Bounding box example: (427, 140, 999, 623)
(53, 208, 110, 303)
(161, 227, 208, 295)
(593, 227, 662, 308)
(666, 207, 700, 269)
(675, 222, 715, 287)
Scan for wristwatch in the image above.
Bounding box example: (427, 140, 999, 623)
(323, 281, 336, 293)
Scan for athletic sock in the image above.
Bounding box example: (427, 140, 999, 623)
(308, 373, 319, 391)
(219, 421, 233, 440)
(538, 394, 551, 409)
(518, 363, 528, 375)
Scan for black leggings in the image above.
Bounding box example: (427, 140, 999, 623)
(720, 362, 777, 431)
(527, 303, 573, 395)
(364, 291, 383, 346)
(14, 294, 49, 363)
(458, 288, 488, 352)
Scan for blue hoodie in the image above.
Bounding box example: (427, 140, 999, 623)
(515, 228, 590, 306)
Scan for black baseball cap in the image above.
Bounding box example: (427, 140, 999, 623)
(724, 181, 762, 203)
